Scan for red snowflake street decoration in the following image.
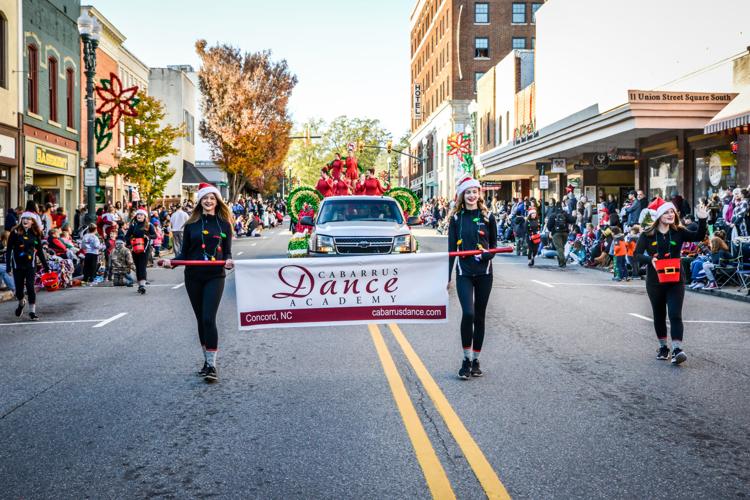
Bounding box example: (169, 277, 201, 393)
(95, 72, 139, 130)
(446, 132, 472, 156)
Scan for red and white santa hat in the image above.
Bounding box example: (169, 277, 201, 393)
(135, 209, 148, 218)
(196, 182, 222, 202)
(20, 211, 43, 230)
(647, 197, 676, 221)
(456, 176, 481, 199)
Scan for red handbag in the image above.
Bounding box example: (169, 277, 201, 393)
(654, 258, 681, 284)
(530, 233, 541, 244)
(131, 238, 145, 254)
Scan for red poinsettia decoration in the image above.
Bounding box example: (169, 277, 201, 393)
(95, 72, 139, 130)
(446, 132, 472, 156)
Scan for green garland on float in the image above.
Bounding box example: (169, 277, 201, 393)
(384, 187, 421, 216)
(287, 186, 323, 223)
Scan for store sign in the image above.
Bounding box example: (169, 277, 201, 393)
(0, 134, 16, 160)
(35, 147, 68, 170)
(539, 175, 549, 190)
(591, 153, 609, 169)
(514, 83, 538, 145)
(481, 181, 502, 188)
(628, 90, 735, 104)
(551, 158, 567, 173)
(84, 168, 98, 187)
(413, 84, 422, 120)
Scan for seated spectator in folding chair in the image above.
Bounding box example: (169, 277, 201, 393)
(704, 230, 739, 289)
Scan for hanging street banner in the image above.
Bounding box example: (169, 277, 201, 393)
(235, 253, 448, 330)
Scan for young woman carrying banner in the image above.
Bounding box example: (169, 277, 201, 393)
(634, 198, 707, 365)
(125, 209, 156, 294)
(162, 183, 233, 383)
(448, 177, 498, 379)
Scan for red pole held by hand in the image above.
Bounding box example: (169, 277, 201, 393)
(160, 259, 226, 268)
(448, 246, 513, 257)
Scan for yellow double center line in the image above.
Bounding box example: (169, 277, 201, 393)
(369, 323, 511, 500)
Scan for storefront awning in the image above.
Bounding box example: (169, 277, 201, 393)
(705, 90, 750, 133)
(181, 160, 209, 184)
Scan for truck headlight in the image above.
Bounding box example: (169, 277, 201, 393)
(393, 234, 412, 253)
(316, 234, 334, 253)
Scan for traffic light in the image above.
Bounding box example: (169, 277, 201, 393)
(357, 140, 364, 154)
(386, 141, 393, 154)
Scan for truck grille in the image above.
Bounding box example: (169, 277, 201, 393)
(334, 237, 394, 254)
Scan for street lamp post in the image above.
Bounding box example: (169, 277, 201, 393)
(77, 9, 101, 224)
(421, 136, 428, 202)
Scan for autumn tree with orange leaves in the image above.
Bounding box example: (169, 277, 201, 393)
(195, 40, 297, 198)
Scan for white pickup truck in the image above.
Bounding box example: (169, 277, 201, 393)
(301, 196, 420, 256)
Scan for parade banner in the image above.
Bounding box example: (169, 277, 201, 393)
(234, 253, 448, 330)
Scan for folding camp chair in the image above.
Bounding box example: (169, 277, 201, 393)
(734, 237, 750, 293)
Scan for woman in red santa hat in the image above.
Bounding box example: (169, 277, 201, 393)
(448, 176, 498, 379)
(634, 197, 707, 365)
(161, 183, 234, 383)
(125, 208, 157, 294)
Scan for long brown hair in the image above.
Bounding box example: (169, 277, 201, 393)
(451, 189, 489, 219)
(187, 194, 234, 233)
(14, 217, 42, 237)
(642, 209, 684, 236)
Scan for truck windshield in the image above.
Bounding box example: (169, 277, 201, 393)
(317, 199, 404, 224)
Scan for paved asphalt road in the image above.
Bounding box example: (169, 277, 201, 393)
(1, 224, 748, 499)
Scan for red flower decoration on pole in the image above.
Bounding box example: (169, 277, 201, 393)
(95, 72, 140, 130)
(446, 132, 472, 157)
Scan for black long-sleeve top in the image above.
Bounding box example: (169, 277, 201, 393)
(448, 209, 498, 281)
(634, 218, 707, 285)
(5, 229, 49, 272)
(125, 221, 157, 249)
(175, 215, 233, 278)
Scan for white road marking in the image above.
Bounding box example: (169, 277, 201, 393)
(250, 243, 257, 247)
(629, 313, 653, 322)
(0, 319, 102, 327)
(531, 279, 555, 288)
(93, 312, 127, 328)
(547, 282, 636, 287)
(628, 313, 748, 325)
(171, 283, 185, 289)
(237, 252, 244, 256)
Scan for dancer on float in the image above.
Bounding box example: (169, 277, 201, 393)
(634, 197, 707, 364)
(363, 168, 388, 195)
(448, 176, 498, 379)
(6, 211, 49, 320)
(332, 174, 350, 196)
(329, 153, 344, 181)
(354, 173, 366, 195)
(314, 168, 334, 198)
(161, 183, 234, 383)
(125, 208, 156, 294)
(345, 149, 360, 191)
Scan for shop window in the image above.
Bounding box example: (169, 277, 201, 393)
(48, 57, 58, 122)
(0, 12, 6, 89)
(512, 37, 527, 50)
(474, 72, 485, 93)
(66, 68, 74, 128)
(28, 44, 39, 113)
(475, 37, 489, 58)
(512, 3, 526, 23)
(694, 148, 737, 203)
(475, 3, 489, 23)
(648, 155, 682, 201)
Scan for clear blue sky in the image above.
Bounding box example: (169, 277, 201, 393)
(88, 0, 413, 160)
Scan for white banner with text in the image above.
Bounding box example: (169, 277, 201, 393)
(235, 253, 448, 330)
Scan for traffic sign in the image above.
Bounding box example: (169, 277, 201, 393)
(539, 175, 549, 190)
(84, 168, 98, 187)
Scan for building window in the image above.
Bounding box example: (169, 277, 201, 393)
(512, 37, 527, 49)
(0, 12, 7, 89)
(27, 45, 39, 114)
(474, 72, 485, 92)
(66, 68, 74, 128)
(512, 3, 526, 23)
(475, 3, 488, 23)
(184, 110, 195, 145)
(48, 57, 58, 122)
(475, 37, 489, 58)
(532, 3, 543, 23)
(531, 37, 536, 49)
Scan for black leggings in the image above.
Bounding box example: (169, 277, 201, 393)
(185, 271, 225, 351)
(646, 281, 685, 341)
(527, 241, 539, 260)
(83, 254, 98, 282)
(456, 274, 493, 353)
(13, 267, 36, 304)
(133, 252, 148, 281)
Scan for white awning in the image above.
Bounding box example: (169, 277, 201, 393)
(705, 91, 750, 133)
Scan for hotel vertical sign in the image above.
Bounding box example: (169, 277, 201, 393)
(413, 84, 422, 120)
